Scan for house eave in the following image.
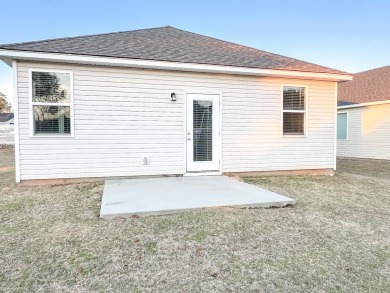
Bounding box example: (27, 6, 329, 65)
(0, 57, 13, 67)
(337, 100, 390, 109)
(0, 49, 352, 82)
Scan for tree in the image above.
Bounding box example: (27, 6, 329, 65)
(0, 92, 12, 113)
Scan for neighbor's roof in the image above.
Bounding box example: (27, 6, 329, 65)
(338, 66, 390, 106)
(0, 26, 347, 75)
(0, 113, 14, 122)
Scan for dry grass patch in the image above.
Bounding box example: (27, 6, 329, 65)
(0, 148, 14, 170)
(337, 157, 390, 179)
(1, 151, 389, 292)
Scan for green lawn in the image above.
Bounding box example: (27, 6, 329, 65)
(1, 150, 389, 292)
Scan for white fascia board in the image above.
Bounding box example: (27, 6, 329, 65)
(0, 49, 352, 81)
(337, 99, 390, 109)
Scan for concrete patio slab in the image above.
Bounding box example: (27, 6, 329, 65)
(100, 176, 295, 219)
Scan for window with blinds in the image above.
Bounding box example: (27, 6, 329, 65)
(193, 100, 213, 161)
(31, 70, 73, 136)
(283, 86, 306, 135)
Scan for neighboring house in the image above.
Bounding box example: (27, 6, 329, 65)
(0, 113, 15, 145)
(0, 26, 351, 183)
(337, 66, 390, 160)
(0, 113, 14, 126)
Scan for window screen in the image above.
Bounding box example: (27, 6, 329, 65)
(34, 106, 71, 134)
(283, 87, 305, 110)
(32, 72, 70, 103)
(283, 112, 305, 134)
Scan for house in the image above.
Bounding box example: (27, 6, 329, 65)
(0, 113, 15, 145)
(0, 26, 352, 183)
(337, 66, 390, 160)
(0, 113, 14, 125)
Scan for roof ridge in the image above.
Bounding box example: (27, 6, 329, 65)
(166, 27, 350, 75)
(0, 26, 172, 48)
(354, 65, 390, 75)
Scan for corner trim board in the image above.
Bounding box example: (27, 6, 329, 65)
(334, 82, 338, 171)
(12, 60, 21, 183)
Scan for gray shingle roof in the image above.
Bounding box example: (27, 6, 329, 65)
(0, 26, 347, 75)
(338, 66, 390, 106)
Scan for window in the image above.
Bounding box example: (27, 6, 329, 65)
(283, 86, 307, 135)
(337, 112, 348, 139)
(30, 70, 73, 136)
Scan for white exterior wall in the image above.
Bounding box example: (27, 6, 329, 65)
(17, 61, 337, 180)
(337, 104, 390, 160)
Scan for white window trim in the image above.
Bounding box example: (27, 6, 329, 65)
(337, 111, 348, 140)
(183, 90, 223, 175)
(28, 68, 74, 138)
(281, 84, 308, 137)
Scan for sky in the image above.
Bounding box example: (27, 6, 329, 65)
(0, 0, 389, 105)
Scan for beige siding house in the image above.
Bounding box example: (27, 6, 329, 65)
(337, 66, 390, 160)
(0, 26, 351, 183)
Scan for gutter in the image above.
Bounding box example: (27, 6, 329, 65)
(338, 100, 390, 109)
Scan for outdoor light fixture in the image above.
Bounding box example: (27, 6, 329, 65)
(170, 92, 177, 102)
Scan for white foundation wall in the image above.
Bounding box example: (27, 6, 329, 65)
(16, 61, 336, 180)
(337, 104, 390, 160)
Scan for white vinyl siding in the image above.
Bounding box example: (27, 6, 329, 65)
(17, 61, 337, 180)
(222, 79, 335, 172)
(337, 104, 390, 160)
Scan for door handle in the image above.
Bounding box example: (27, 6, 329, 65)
(187, 137, 191, 141)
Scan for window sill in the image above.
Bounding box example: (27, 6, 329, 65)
(282, 134, 307, 138)
(30, 134, 74, 138)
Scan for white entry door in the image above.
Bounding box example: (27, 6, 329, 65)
(186, 94, 220, 172)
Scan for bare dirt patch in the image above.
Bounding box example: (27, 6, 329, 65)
(0, 166, 14, 172)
